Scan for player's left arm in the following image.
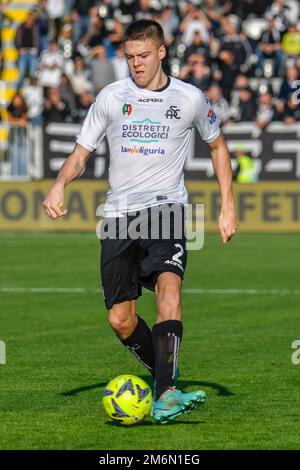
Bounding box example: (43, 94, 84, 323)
(208, 133, 238, 243)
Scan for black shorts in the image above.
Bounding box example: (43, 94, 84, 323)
(100, 204, 187, 309)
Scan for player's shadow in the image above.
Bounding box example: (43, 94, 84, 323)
(61, 376, 232, 426)
(61, 375, 234, 397)
(105, 419, 205, 427)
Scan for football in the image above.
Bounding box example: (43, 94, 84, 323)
(102, 375, 153, 425)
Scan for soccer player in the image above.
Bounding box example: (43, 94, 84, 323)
(43, 20, 238, 424)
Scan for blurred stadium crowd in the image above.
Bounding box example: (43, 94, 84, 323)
(0, 0, 299, 130)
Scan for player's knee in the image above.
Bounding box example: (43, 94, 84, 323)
(108, 308, 136, 337)
(156, 283, 181, 320)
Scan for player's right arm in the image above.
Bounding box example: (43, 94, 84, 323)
(43, 143, 90, 219)
(44, 87, 109, 219)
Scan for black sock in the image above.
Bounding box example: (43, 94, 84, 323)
(120, 315, 155, 377)
(152, 320, 183, 400)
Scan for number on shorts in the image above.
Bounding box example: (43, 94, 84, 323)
(172, 243, 184, 265)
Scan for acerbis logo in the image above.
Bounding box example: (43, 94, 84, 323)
(138, 98, 163, 103)
(122, 103, 133, 116)
(165, 105, 181, 120)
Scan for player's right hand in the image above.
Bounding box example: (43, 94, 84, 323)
(43, 183, 67, 219)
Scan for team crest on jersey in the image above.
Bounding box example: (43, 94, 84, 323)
(165, 105, 181, 120)
(122, 103, 133, 116)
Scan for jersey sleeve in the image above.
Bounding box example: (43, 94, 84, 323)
(192, 89, 221, 143)
(75, 89, 109, 152)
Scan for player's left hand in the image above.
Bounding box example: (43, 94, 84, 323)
(219, 207, 238, 244)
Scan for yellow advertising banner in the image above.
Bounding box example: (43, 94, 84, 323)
(0, 180, 299, 232)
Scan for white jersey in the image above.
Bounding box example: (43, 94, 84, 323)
(76, 76, 221, 216)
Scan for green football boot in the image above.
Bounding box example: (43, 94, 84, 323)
(151, 387, 207, 424)
(150, 368, 180, 416)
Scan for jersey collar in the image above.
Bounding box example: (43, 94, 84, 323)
(129, 75, 171, 94)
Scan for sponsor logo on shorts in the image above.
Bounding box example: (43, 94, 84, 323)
(164, 259, 184, 272)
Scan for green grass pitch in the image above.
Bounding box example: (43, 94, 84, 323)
(0, 232, 299, 450)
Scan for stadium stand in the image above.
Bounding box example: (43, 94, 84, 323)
(0, 0, 38, 166)
(0, 0, 300, 179)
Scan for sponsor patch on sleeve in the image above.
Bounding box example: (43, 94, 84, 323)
(207, 108, 217, 124)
